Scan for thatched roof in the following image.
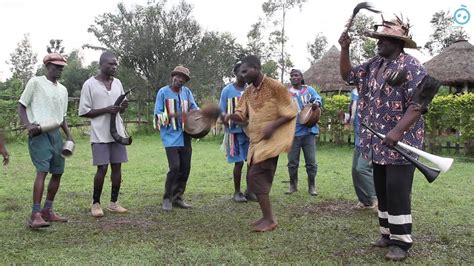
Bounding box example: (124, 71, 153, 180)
(303, 45, 351, 93)
(423, 40, 474, 86)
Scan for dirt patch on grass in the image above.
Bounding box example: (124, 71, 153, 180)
(299, 199, 355, 216)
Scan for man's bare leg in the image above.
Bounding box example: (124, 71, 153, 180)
(253, 193, 278, 232)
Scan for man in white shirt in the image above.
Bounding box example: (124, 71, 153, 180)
(79, 51, 129, 217)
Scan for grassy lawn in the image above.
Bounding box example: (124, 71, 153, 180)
(0, 135, 472, 264)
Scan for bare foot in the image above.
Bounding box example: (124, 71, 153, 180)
(250, 217, 265, 226)
(253, 219, 278, 232)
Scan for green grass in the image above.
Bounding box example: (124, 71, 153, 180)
(0, 135, 473, 264)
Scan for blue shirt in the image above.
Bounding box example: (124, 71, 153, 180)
(219, 83, 246, 134)
(289, 85, 322, 137)
(154, 85, 199, 147)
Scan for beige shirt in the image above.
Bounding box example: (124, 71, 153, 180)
(235, 76, 297, 164)
(19, 76, 68, 125)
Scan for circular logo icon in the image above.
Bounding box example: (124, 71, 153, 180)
(453, 5, 471, 25)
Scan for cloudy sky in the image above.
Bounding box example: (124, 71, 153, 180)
(0, 0, 472, 81)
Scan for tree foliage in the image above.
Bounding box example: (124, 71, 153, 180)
(307, 32, 328, 64)
(61, 50, 95, 97)
(348, 14, 376, 64)
(47, 39, 65, 54)
(87, 0, 243, 104)
(261, 0, 307, 82)
(424, 10, 470, 55)
(87, 1, 201, 91)
(188, 31, 244, 101)
(7, 34, 37, 86)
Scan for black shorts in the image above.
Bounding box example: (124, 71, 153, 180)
(247, 156, 279, 195)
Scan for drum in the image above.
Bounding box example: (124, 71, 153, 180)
(299, 104, 321, 127)
(184, 110, 213, 139)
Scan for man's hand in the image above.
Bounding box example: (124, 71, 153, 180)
(383, 128, 404, 148)
(338, 32, 352, 50)
(106, 105, 121, 114)
(26, 124, 41, 137)
(262, 123, 277, 140)
(311, 103, 320, 111)
(0, 146, 9, 166)
(120, 99, 129, 112)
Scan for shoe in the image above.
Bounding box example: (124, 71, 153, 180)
(29, 212, 50, 228)
(162, 199, 172, 211)
(371, 237, 390, 248)
(353, 201, 377, 210)
(308, 185, 318, 196)
(91, 203, 104, 217)
(245, 191, 258, 202)
(285, 184, 297, 194)
(107, 201, 127, 213)
(233, 192, 247, 203)
(40, 208, 68, 222)
(173, 199, 191, 209)
(385, 245, 408, 261)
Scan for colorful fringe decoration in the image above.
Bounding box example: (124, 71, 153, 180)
(157, 98, 191, 130)
(226, 97, 240, 128)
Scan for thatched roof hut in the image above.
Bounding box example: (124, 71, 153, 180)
(303, 45, 350, 93)
(423, 40, 474, 92)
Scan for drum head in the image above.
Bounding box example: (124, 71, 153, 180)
(184, 110, 212, 138)
(300, 105, 321, 127)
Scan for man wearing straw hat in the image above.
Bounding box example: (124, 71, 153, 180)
(79, 51, 129, 217)
(154, 65, 198, 211)
(18, 53, 74, 228)
(339, 15, 427, 260)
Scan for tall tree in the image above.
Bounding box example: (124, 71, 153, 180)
(61, 50, 92, 97)
(348, 14, 376, 64)
(245, 21, 278, 78)
(47, 39, 65, 54)
(87, 1, 201, 91)
(307, 32, 328, 64)
(87, 0, 245, 103)
(262, 0, 307, 82)
(7, 34, 37, 85)
(246, 20, 272, 61)
(424, 10, 470, 55)
(189, 31, 244, 101)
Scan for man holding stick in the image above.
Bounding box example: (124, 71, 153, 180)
(339, 16, 427, 260)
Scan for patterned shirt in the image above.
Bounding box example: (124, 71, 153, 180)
(348, 53, 427, 165)
(234, 76, 297, 164)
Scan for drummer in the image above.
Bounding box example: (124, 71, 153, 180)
(285, 69, 322, 196)
(154, 66, 199, 211)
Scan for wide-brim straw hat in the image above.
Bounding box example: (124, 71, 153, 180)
(365, 16, 417, 49)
